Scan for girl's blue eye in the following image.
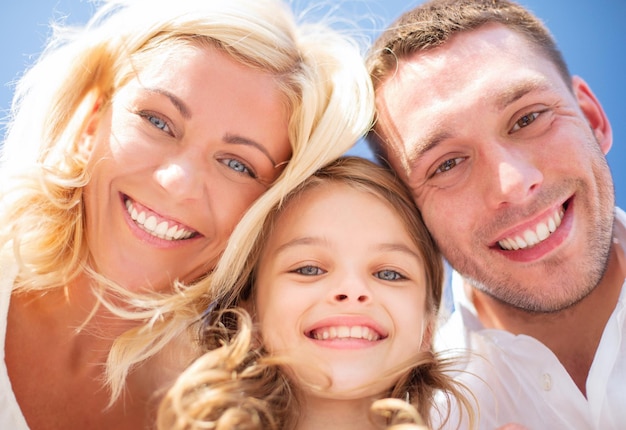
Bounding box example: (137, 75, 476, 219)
(294, 266, 325, 276)
(375, 270, 403, 281)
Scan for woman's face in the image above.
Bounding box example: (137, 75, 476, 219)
(82, 43, 291, 291)
(254, 183, 429, 400)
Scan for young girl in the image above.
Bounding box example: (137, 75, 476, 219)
(158, 156, 474, 430)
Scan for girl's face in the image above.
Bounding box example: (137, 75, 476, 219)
(254, 183, 430, 399)
(82, 43, 291, 292)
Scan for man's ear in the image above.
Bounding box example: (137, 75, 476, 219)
(572, 76, 613, 155)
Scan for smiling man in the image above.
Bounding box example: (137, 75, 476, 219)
(367, 0, 626, 428)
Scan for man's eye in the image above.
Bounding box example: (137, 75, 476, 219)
(512, 112, 540, 132)
(294, 265, 325, 276)
(375, 270, 403, 281)
(435, 157, 464, 174)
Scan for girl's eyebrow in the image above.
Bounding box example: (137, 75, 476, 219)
(273, 236, 328, 255)
(376, 243, 422, 261)
(273, 237, 422, 262)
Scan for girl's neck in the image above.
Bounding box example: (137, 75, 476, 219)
(296, 395, 379, 430)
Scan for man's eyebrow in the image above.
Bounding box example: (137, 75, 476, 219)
(409, 80, 552, 162)
(493, 79, 551, 111)
(405, 128, 454, 167)
(146, 87, 191, 119)
(223, 133, 278, 167)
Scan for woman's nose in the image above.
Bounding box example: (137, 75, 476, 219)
(154, 157, 206, 201)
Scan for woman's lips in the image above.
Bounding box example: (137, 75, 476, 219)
(123, 195, 198, 241)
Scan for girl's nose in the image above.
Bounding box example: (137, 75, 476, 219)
(330, 273, 372, 304)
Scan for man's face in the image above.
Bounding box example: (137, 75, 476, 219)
(375, 24, 615, 312)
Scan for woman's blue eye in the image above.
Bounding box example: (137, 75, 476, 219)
(149, 116, 167, 130)
(139, 112, 171, 134)
(223, 158, 256, 178)
(294, 266, 324, 276)
(375, 270, 403, 281)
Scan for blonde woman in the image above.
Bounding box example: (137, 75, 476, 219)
(159, 157, 474, 430)
(0, 0, 373, 428)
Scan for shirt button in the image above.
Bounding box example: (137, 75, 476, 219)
(541, 373, 552, 391)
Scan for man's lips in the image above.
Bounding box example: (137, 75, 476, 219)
(496, 201, 567, 251)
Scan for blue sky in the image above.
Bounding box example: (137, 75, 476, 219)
(2, 0, 624, 206)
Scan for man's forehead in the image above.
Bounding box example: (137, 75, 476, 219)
(376, 75, 450, 166)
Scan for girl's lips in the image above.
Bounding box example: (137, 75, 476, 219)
(122, 194, 199, 241)
(307, 325, 384, 342)
(305, 315, 388, 342)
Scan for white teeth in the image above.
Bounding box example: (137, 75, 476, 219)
(125, 199, 195, 241)
(498, 207, 565, 251)
(144, 216, 157, 232)
(311, 325, 381, 342)
(536, 223, 550, 241)
(155, 221, 169, 237)
(548, 217, 556, 232)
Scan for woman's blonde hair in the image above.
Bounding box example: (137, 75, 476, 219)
(0, 0, 374, 402)
(158, 157, 475, 429)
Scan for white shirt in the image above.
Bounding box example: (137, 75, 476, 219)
(434, 208, 626, 430)
(0, 252, 31, 429)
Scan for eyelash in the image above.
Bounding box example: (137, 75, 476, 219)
(430, 109, 546, 178)
(511, 111, 541, 132)
(434, 156, 465, 175)
(219, 158, 257, 179)
(137, 111, 259, 180)
(291, 266, 406, 281)
(375, 269, 405, 281)
(138, 111, 174, 136)
(292, 265, 325, 276)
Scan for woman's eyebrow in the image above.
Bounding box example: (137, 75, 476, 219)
(145, 87, 191, 119)
(223, 133, 278, 166)
(142, 87, 280, 166)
